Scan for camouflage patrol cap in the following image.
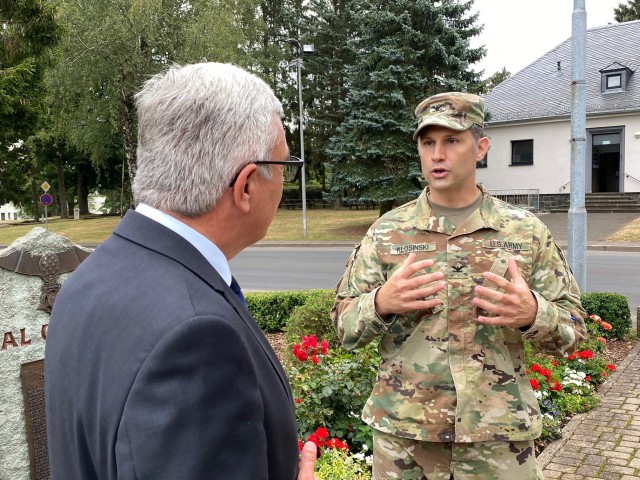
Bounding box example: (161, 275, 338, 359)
(413, 92, 484, 140)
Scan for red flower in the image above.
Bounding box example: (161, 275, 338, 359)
(601, 322, 612, 331)
(311, 355, 319, 364)
(585, 375, 591, 381)
(302, 335, 318, 350)
(551, 360, 559, 366)
(292, 344, 309, 362)
(539, 368, 552, 381)
(577, 350, 594, 359)
(606, 364, 616, 371)
(295, 398, 301, 404)
(321, 340, 329, 355)
(298, 439, 304, 451)
(567, 353, 577, 360)
(549, 381, 562, 392)
(529, 378, 540, 390)
(530, 364, 542, 373)
(325, 438, 349, 451)
(314, 427, 329, 440)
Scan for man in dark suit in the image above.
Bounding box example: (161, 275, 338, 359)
(45, 62, 316, 479)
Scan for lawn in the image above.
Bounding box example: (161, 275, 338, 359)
(1, 208, 639, 247)
(607, 216, 640, 242)
(0, 209, 381, 246)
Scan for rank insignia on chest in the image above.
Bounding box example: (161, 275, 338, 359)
(482, 240, 531, 251)
(390, 243, 437, 255)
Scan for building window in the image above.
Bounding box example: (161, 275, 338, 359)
(600, 64, 632, 94)
(606, 74, 621, 90)
(511, 140, 533, 166)
(477, 154, 488, 168)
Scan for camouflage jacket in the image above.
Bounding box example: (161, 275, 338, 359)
(331, 186, 587, 443)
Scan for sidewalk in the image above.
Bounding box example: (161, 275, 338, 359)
(539, 341, 640, 479)
(533, 212, 640, 478)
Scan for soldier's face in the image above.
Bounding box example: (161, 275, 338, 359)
(417, 125, 488, 207)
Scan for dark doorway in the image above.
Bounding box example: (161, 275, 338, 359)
(591, 132, 621, 192)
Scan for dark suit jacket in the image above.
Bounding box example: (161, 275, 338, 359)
(45, 211, 299, 479)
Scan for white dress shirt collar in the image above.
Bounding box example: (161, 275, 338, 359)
(135, 203, 232, 286)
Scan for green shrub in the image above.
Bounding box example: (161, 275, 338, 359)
(580, 292, 631, 339)
(315, 448, 372, 480)
(284, 289, 336, 365)
(246, 290, 312, 332)
(282, 184, 325, 200)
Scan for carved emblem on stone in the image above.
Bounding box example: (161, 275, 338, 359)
(38, 253, 62, 313)
(0, 227, 92, 316)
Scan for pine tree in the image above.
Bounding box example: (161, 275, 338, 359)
(614, 0, 640, 22)
(326, 0, 484, 215)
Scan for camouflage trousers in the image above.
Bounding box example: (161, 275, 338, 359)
(372, 429, 544, 479)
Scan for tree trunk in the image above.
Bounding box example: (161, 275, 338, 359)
(77, 171, 89, 215)
(378, 199, 394, 217)
(109, 190, 117, 215)
(121, 89, 137, 185)
(56, 154, 68, 219)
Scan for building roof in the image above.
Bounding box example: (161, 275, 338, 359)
(483, 20, 640, 125)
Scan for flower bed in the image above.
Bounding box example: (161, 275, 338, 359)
(278, 311, 636, 479)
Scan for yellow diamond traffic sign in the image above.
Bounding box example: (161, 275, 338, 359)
(41, 181, 50, 192)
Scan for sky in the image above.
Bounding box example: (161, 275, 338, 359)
(469, 0, 623, 77)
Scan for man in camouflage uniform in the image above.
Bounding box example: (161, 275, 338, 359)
(331, 92, 587, 479)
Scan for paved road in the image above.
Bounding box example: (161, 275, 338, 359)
(230, 247, 640, 312)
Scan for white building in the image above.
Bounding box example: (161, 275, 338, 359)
(479, 20, 640, 203)
(0, 203, 19, 222)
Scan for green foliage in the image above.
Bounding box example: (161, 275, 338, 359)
(526, 336, 616, 444)
(288, 334, 379, 451)
(326, 0, 485, 205)
(315, 448, 372, 480)
(284, 289, 338, 364)
(479, 67, 511, 93)
(282, 184, 325, 201)
(614, 0, 640, 22)
(246, 290, 315, 332)
(580, 292, 631, 339)
(0, 0, 62, 207)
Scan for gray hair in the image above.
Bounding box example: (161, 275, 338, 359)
(469, 123, 487, 153)
(132, 62, 284, 217)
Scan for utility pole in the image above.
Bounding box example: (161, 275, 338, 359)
(286, 39, 314, 238)
(568, 0, 587, 290)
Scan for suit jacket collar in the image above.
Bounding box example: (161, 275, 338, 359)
(113, 210, 293, 401)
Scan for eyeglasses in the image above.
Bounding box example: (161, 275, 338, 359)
(229, 155, 304, 187)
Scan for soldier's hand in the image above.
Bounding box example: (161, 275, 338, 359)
(472, 256, 537, 329)
(375, 253, 445, 318)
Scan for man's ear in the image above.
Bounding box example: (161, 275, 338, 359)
(230, 164, 258, 214)
(475, 136, 490, 162)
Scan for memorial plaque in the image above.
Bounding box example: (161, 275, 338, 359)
(21, 360, 49, 480)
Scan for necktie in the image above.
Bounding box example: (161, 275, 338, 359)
(230, 276, 247, 307)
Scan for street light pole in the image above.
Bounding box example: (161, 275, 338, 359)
(287, 38, 309, 238)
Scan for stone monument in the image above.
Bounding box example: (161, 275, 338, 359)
(0, 228, 91, 480)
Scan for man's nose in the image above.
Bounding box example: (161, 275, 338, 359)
(432, 142, 445, 161)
